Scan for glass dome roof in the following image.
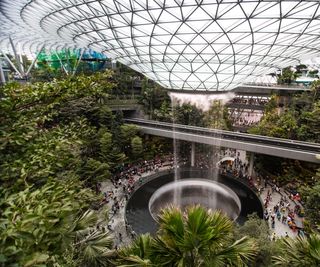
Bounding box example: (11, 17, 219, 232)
(1, 0, 320, 91)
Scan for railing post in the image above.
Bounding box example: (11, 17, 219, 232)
(0, 58, 6, 84)
(191, 142, 195, 167)
(248, 152, 255, 178)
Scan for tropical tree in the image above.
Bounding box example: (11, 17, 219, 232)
(204, 100, 231, 130)
(277, 67, 298, 84)
(153, 99, 172, 122)
(131, 136, 143, 159)
(272, 234, 320, 267)
(300, 182, 320, 229)
(139, 78, 170, 118)
(70, 209, 115, 267)
(99, 128, 126, 169)
(120, 124, 140, 157)
(116, 206, 257, 267)
(234, 213, 279, 267)
(120, 124, 139, 145)
(81, 158, 111, 185)
(115, 234, 154, 266)
(0, 179, 114, 266)
(153, 206, 257, 267)
(0, 71, 115, 189)
(174, 103, 205, 127)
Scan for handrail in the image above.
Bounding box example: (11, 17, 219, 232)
(241, 82, 310, 89)
(125, 118, 320, 153)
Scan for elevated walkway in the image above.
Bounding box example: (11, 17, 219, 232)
(233, 84, 310, 96)
(126, 118, 320, 164)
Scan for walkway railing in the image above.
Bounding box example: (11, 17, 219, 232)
(125, 118, 320, 163)
(242, 82, 310, 89)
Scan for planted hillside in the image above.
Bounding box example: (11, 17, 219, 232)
(248, 81, 320, 230)
(0, 70, 146, 266)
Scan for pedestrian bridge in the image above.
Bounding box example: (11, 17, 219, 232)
(125, 118, 320, 164)
(234, 84, 311, 95)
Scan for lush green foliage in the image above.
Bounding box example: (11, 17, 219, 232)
(248, 81, 320, 232)
(204, 100, 232, 130)
(0, 70, 148, 266)
(249, 82, 320, 142)
(131, 136, 143, 159)
(174, 103, 206, 127)
(111, 64, 143, 97)
(3, 64, 320, 267)
(116, 234, 153, 266)
(116, 206, 257, 267)
(139, 78, 170, 119)
(272, 234, 320, 267)
(248, 81, 320, 192)
(0, 179, 113, 266)
(0, 71, 145, 189)
(300, 182, 320, 230)
(235, 214, 279, 267)
(0, 71, 114, 188)
(277, 67, 298, 84)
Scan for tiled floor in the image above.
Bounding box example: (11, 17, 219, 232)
(259, 181, 302, 239)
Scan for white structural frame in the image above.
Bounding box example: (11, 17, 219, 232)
(1, 0, 320, 91)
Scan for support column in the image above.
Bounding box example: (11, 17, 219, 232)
(248, 152, 255, 177)
(1, 52, 22, 78)
(191, 142, 195, 167)
(9, 36, 23, 75)
(0, 59, 6, 85)
(26, 44, 45, 76)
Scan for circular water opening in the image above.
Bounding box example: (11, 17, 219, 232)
(149, 179, 241, 221)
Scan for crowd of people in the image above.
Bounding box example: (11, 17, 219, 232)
(100, 155, 176, 206)
(229, 111, 263, 127)
(99, 155, 179, 246)
(229, 96, 270, 106)
(99, 149, 304, 246)
(187, 149, 305, 240)
(263, 184, 305, 239)
(218, 152, 257, 188)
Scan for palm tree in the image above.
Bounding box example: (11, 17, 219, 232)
(71, 209, 115, 267)
(116, 205, 257, 267)
(152, 205, 257, 267)
(115, 234, 153, 266)
(272, 234, 320, 267)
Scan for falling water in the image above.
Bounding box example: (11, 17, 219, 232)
(168, 91, 235, 209)
(149, 179, 241, 222)
(170, 95, 181, 206)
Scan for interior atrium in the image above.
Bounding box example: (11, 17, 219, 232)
(1, 1, 320, 267)
(2, 0, 320, 90)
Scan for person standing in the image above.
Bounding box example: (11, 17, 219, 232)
(271, 232, 276, 241)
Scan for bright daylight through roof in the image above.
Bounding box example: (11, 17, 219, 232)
(2, 0, 320, 90)
(1, 1, 320, 267)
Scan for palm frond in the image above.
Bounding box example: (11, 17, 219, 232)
(207, 209, 234, 243)
(158, 206, 185, 241)
(79, 230, 113, 267)
(75, 209, 98, 230)
(151, 236, 184, 266)
(117, 255, 153, 267)
(205, 236, 257, 267)
(272, 234, 320, 266)
(116, 234, 154, 266)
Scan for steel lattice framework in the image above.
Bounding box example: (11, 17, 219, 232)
(1, 0, 320, 91)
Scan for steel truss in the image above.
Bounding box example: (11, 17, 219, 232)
(1, 1, 320, 91)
